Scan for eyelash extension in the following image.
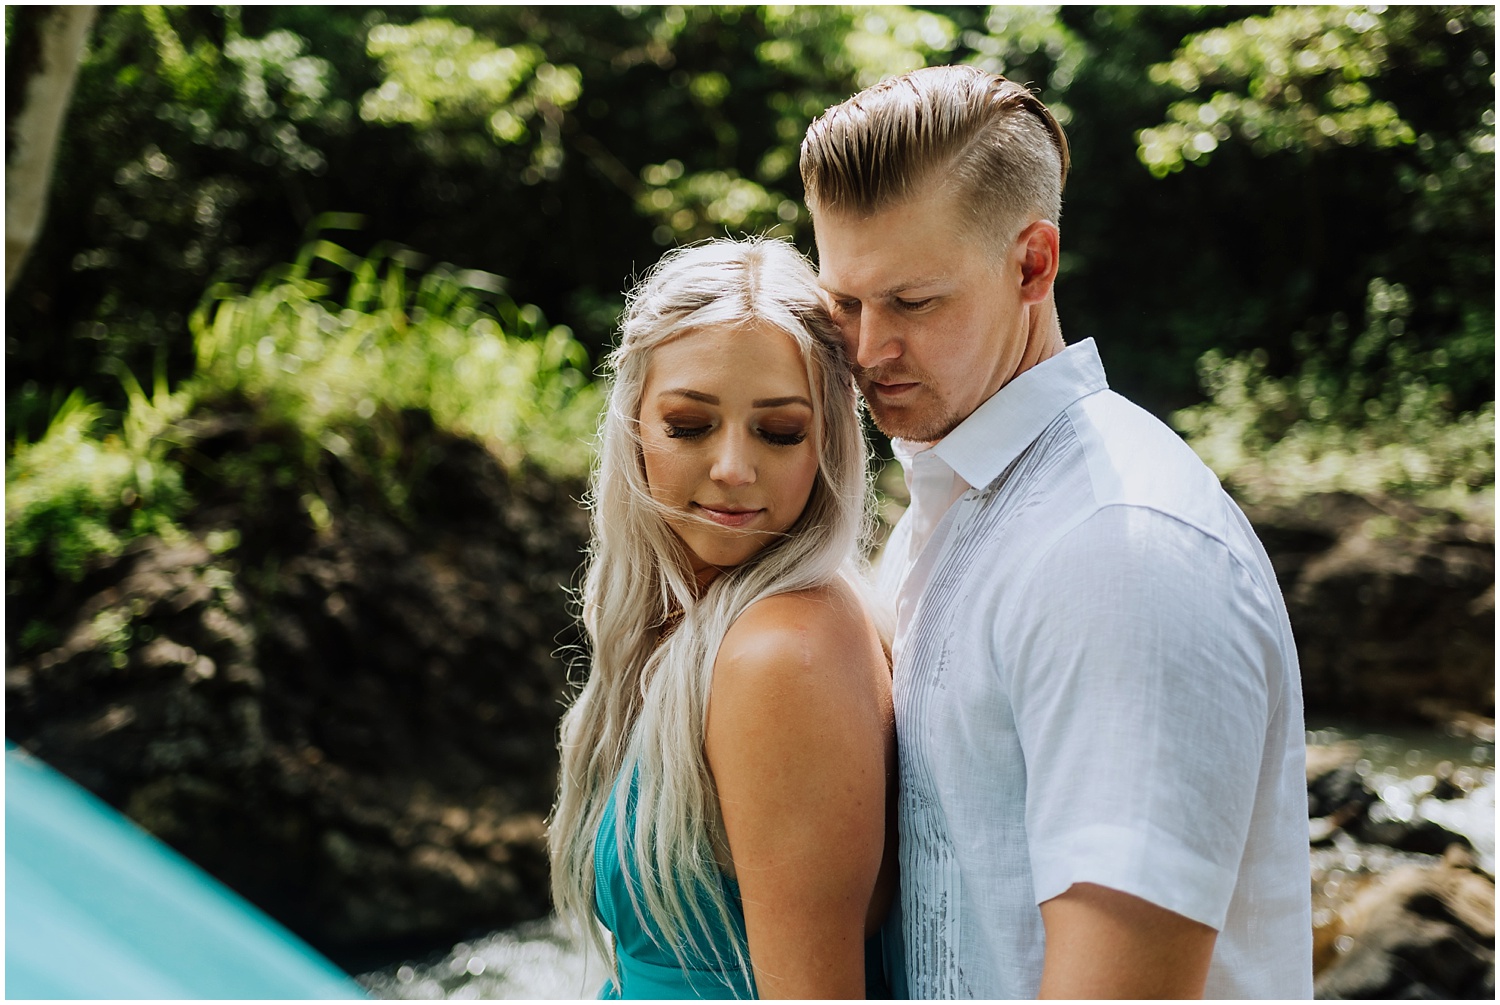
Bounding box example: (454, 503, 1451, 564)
(664, 424, 805, 446)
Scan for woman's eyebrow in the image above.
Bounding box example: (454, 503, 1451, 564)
(660, 388, 717, 403)
(660, 390, 812, 409)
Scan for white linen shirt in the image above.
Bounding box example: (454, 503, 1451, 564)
(878, 339, 1313, 1000)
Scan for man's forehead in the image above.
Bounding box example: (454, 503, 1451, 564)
(813, 229, 950, 295)
(816, 267, 947, 298)
(812, 196, 978, 288)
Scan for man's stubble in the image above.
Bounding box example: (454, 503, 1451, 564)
(855, 365, 966, 445)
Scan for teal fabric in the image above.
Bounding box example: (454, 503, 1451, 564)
(5, 743, 365, 999)
(593, 771, 756, 1000)
(592, 769, 898, 1000)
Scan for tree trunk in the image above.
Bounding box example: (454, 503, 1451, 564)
(6, 5, 96, 293)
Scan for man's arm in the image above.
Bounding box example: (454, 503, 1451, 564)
(1008, 506, 1281, 997)
(1039, 882, 1217, 999)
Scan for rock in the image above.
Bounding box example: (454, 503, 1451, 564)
(1307, 743, 1376, 822)
(1430, 761, 1481, 801)
(1315, 846, 1495, 999)
(1242, 492, 1495, 723)
(1305, 743, 1476, 856)
(1347, 816, 1475, 857)
(5, 425, 590, 966)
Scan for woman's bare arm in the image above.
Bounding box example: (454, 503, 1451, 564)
(705, 585, 893, 1000)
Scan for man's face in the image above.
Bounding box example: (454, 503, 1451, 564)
(814, 191, 1028, 444)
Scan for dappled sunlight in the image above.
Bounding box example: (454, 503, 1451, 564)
(1137, 6, 1490, 174)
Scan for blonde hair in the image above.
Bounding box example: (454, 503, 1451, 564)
(801, 64, 1071, 250)
(549, 237, 871, 991)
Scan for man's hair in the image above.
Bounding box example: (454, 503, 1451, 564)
(800, 65, 1071, 250)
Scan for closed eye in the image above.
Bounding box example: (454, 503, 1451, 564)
(896, 296, 935, 311)
(759, 429, 807, 446)
(665, 423, 711, 440)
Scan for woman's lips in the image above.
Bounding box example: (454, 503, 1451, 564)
(695, 504, 763, 527)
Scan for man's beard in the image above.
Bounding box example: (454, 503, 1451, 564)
(855, 368, 962, 443)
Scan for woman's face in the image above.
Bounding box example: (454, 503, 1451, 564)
(639, 323, 821, 588)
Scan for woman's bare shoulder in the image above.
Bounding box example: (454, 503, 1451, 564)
(715, 580, 886, 691)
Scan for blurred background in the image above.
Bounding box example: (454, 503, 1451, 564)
(6, 5, 1494, 999)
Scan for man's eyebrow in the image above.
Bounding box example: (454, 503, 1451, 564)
(819, 277, 945, 299)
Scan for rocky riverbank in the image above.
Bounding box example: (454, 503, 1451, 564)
(1306, 735, 1494, 998)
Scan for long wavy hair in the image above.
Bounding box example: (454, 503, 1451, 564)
(549, 237, 872, 989)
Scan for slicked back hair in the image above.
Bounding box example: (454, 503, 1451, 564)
(800, 65, 1071, 253)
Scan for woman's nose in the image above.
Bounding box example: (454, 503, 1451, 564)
(709, 431, 756, 486)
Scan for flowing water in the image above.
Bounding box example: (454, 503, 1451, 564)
(358, 721, 1495, 1000)
(357, 916, 610, 1001)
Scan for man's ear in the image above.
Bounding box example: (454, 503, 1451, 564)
(1015, 220, 1061, 305)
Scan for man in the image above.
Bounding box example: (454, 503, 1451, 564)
(801, 65, 1313, 999)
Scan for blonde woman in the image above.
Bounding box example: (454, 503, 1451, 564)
(549, 238, 897, 999)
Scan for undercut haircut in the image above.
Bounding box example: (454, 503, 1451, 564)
(800, 65, 1071, 252)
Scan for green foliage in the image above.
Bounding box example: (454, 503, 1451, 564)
(644, 5, 957, 242)
(635, 162, 792, 244)
(961, 5, 1088, 120)
(758, 6, 955, 87)
(1126, 3, 1493, 434)
(8, 5, 362, 440)
(1137, 5, 1429, 175)
(361, 18, 581, 179)
(1175, 277, 1495, 508)
(8, 3, 1494, 522)
(7, 239, 601, 579)
(351, 6, 961, 247)
(188, 239, 602, 476)
(5, 390, 188, 581)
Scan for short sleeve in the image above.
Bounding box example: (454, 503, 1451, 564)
(1005, 504, 1283, 930)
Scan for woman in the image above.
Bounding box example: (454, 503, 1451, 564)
(549, 238, 897, 999)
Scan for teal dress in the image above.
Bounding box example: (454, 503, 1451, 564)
(592, 770, 899, 1000)
(593, 772, 756, 999)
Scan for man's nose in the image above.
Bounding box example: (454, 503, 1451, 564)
(709, 430, 756, 487)
(850, 311, 902, 370)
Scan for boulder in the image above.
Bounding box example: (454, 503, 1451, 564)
(1243, 492, 1494, 723)
(1304, 743, 1475, 856)
(1306, 742, 1375, 823)
(1315, 846, 1495, 999)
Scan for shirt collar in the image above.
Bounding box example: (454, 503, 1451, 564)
(894, 338, 1109, 491)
